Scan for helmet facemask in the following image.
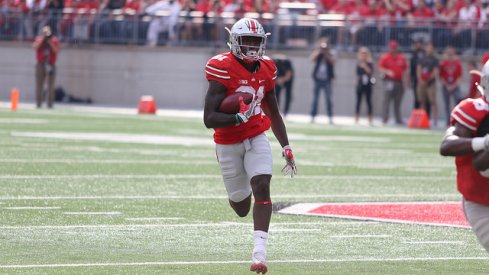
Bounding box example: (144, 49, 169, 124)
(225, 18, 270, 63)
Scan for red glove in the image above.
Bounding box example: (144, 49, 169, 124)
(282, 145, 297, 177)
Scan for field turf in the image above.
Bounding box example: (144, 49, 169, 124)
(0, 106, 488, 274)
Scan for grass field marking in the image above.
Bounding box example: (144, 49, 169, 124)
(125, 217, 184, 221)
(269, 228, 322, 232)
(402, 241, 465, 245)
(63, 212, 123, 216)
(330, 235, 392, 238)
(0, 194, 460, 201)
(4, 207, 60, 210)
(1, 257, 488, 269)
(0, 174, 454, 180)
(0, 118, 47, 124)
(0, 221, 384, 230)
(10, 131, 214, 146)
(0, 159, 217, 165)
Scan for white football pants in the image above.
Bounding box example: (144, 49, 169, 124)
(215, 133, 273, 202)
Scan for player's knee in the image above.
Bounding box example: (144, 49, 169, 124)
(229, 193, 251, 217)
(250, 175, 271, 198)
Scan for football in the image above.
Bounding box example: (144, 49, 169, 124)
(218, 92, 254, 114)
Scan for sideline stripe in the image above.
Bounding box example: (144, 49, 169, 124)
(402, 241, 465, 244)
(125, 217, 183, 221)
(0, 174, 453, 180)
(0, 194, 460, 200)
(1, 257, 488, 268)
(4, 207, 60, 210)
(330, 235, 391, 238)
(0, 221, 377, 230)
(63, 212, 122, 215)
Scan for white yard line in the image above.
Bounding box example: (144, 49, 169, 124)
(63, 212, 122, 216)
(0, 194, 460, 201)
(4, 207, 60, 210)
(402, 241, 465, 245)
(0, 174, 453, 180)
(0, 221, 378, 230)
(330, 235, 392, 238)
(0, 159, 216, 165)
(125, 217, 183, 221)
(0, 257, 488, 268)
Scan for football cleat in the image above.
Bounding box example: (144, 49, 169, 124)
(250, 262, 268, 274)
(250, 250, 267, 274)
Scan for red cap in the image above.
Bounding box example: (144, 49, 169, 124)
(388, 40, 399, 49)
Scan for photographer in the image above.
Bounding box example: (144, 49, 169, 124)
(310, 38, 336, 124)
(32, 25, 60, 108)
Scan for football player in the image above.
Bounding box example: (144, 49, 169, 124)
(440, 59, 489, 253)
(203, 18, 297, 274)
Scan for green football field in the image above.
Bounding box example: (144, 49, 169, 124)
(1, 106, 488, 274)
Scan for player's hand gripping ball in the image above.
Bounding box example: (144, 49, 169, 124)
(219, 92, 254, 114)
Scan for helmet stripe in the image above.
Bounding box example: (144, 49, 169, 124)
(249, 19, 257, 33)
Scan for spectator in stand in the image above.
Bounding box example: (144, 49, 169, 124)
(453, 0, 478, 49)
(180, 0, 196, 42)
(46, 0, 64, 35)
(195, 0, 223, 42)
(145, 0, 181, 47)
(310, 39, 336, 124)
(409, 0, 434, 28)
(410, 37, 425, 109)
(378, 40, 408, 125)
(433, 0, 457, 48)
(439, 46, 463, 126)
(274, 54, 294, 117)
(357, 0, 386, 47)
(32, 25, 60, 108)
(417, 41, 439, 126)
(329, 0, 354, 50)
(355, 46, 375, 125)
(63, 0, 99, 42)
(25, 0, 47, 39)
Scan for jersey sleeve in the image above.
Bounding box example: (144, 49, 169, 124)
(261, 56, 277, 91)
(205, 55, 231, 85)
(451, 98, 489, 131)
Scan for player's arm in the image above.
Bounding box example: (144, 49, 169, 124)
(263, 88, 296, 177)
(262, 89, 289, 147)
(440, 122, 483, 156)
(203, 80, 236, 129)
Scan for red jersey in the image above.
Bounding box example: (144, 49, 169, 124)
(33, 36, 60, 65)
(450, 98, 489, 205)
(378, 52, 407, 81)
(439, 59, 462, 85)
(205, 52, 276, 145)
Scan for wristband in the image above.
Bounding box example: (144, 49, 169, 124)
(472, 137, 485, 152)
(283, 145, 291, 150)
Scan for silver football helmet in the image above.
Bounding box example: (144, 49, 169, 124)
(479, 60, 489, 100)
(225, 18, 270, 62)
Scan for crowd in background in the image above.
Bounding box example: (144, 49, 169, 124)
(1, 0, 489, 48)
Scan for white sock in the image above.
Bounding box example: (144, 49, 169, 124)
(252, 230, 268, 262)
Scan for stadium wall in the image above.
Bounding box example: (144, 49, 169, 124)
(0, 44, 473, 120)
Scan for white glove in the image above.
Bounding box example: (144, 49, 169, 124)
(282, 145, 297, 177)
(471, 134, 489, 152)
(234, 96, 257, 126)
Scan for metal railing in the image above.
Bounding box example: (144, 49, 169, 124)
(0, 9, 486, 52)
